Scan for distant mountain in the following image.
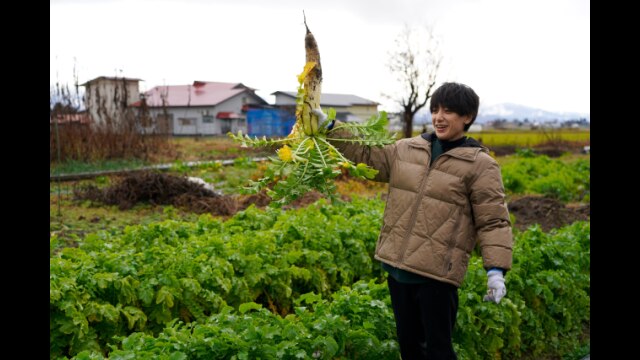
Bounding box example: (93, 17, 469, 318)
(413, 103, 590, 124)
(476, 103, 590, 123)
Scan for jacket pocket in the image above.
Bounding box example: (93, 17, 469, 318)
(440, 207, 464, 275)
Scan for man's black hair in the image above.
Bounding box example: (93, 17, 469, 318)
(430, 82, 480, 131)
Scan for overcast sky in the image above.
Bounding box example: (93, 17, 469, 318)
(50, 0, 590, 114)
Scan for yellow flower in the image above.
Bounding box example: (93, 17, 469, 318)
(277, 145, 293, 162)
(297, 61, 317, 84)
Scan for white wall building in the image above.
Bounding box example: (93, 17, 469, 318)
(81, 76, 141, 126)
(142, 81, 268, 135)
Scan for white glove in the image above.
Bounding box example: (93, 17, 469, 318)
(311, 108, 328, 122)
(483, 269, 506, 304)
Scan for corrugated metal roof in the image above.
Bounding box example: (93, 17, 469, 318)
(144, 81, 267, 107)
(272, 91, 379, 107)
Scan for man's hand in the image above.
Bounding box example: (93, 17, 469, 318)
(483, 269, 506, 304)
(311, 108, 328, 122)
(311, 108, 335, 130)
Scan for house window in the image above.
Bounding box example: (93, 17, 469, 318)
(179, 117, 196, 126)
(202, 115, 214, 124)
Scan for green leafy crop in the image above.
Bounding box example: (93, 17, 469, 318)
(230, 109, 395, 206)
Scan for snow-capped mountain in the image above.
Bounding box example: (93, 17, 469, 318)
(476, 103, 590, 123)
(414, 103, 590, 124)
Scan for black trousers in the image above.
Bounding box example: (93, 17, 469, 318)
(387, 276, 459, 360)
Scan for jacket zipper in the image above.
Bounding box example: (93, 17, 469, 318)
(432, 150, 473, 274)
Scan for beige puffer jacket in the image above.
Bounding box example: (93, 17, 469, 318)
(333, 131, 513, 287)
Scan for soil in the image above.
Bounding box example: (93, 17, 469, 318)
(507, 195, 590, 232)
(74, 172, 590, 231)
(74, 172, 240, 216)
(73, 172, 330, 217)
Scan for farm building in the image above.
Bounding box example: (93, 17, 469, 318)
(272, 91, 379, 122)
(140, 81, 268, 135)
(80, 76, 142, 126)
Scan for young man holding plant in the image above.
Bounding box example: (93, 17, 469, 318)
(318, 82, 513, 359)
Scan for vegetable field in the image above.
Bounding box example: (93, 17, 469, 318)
(51, 198, 589, 359)
(50, 138, 590, 359)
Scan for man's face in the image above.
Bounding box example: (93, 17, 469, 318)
(431, 106, 471, 141)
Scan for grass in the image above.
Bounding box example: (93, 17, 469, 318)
(50, 158, 149, 174)
(471, 129, 590, 147)
(50, 194, 200, 249)
(49, 154, 390, 248)
(158, 136, 273, 163)
(496, 152, 590, 167)
(49, 134, 588, 248)
(166, 156, 267, 194)
(51, 131, 590, 175)
(49, 154, 265, 247)
(50, 136, 274, 175)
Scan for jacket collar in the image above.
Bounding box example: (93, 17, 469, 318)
(408, 133, 490, 161)
(407, 135, 431, 151)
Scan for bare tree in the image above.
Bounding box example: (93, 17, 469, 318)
(386, 25, 442, 138)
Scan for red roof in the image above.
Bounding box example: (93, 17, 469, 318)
(216, 111, 243, 119)
(142, 81, 266, 107)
